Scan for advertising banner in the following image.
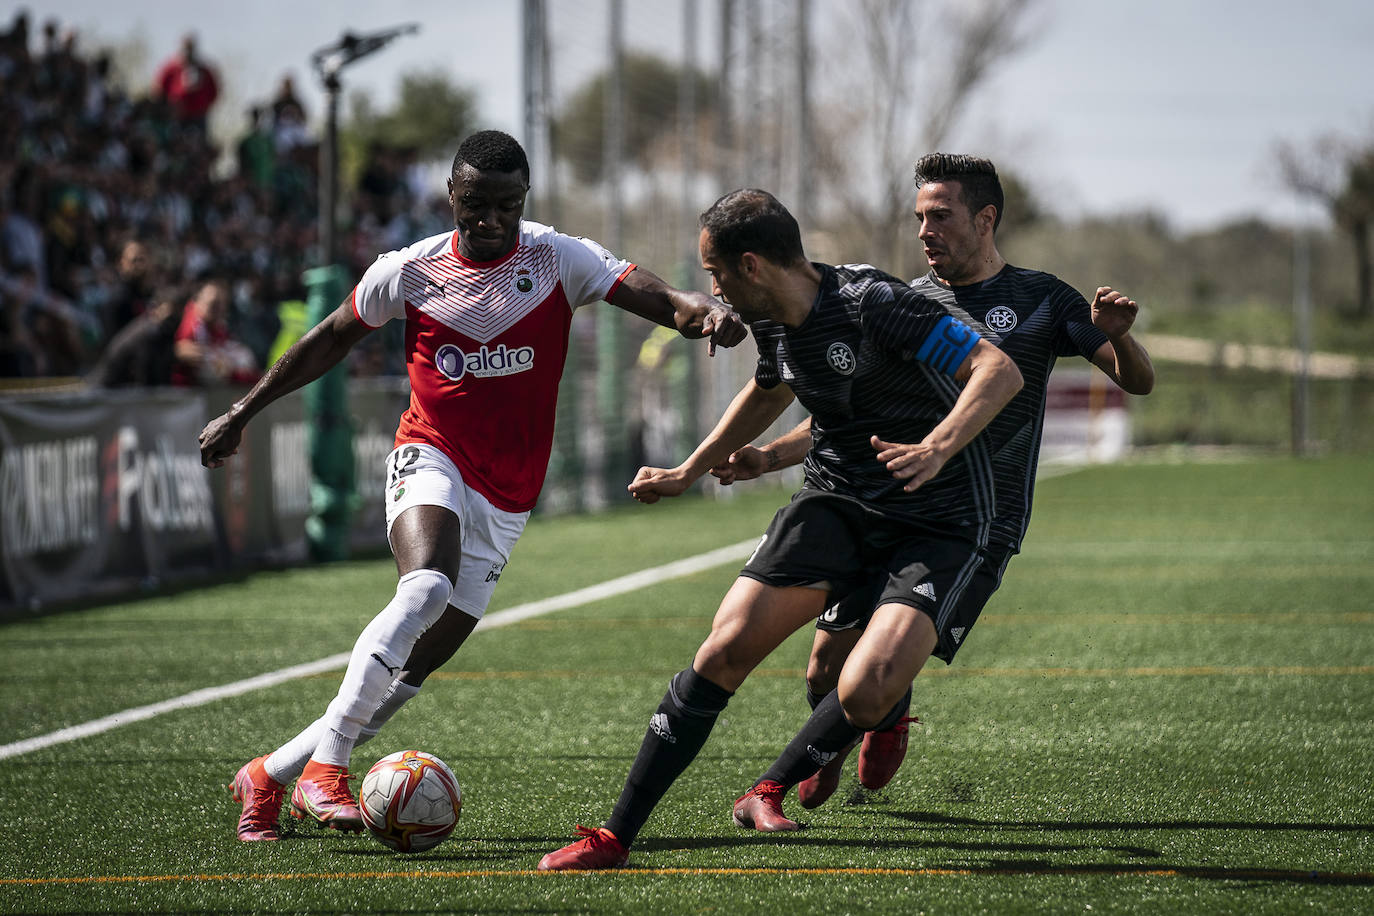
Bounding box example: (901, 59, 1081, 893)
(0, 379, 409, 619)
(0, 390, 217, 610)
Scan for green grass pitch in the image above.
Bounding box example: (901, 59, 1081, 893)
(1, 456, 1371, 914)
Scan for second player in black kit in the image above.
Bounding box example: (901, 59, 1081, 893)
(713, 154, 1155, 809)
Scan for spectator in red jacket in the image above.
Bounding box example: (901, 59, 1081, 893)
(172, 279, 258, 386)
(154, 33, 219, 131)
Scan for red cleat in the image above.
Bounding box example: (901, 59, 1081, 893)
(537, 826, 629, 871)
(796, 740, 857, 809)
(230, 755, 285, 841)
(732, 780, 801, 832)
(290, 760, 363, 832)
(857, 716, 920, 790)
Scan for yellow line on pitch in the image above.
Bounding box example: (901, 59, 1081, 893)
(4, 865, 1371, 887)
(461, 611, 1374, 629)
(333, 664, 1374, 682)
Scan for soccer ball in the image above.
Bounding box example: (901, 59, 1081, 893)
(360, 750, 462, 852)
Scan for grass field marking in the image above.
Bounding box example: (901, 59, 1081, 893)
(0, 538, 758, 762)
(5, 865, 1371, 887)
(0, 654, 354, 761)
(470, 538, 758, 633)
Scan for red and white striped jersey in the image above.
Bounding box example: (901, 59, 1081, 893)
(352, 220, 635, 512)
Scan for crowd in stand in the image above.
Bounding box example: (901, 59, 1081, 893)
(0, 10, 446, 386)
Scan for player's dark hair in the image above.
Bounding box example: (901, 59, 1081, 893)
(452, 130, 530, 183)
(698, 189, 806, 268)
(913, 153, 1003, 231)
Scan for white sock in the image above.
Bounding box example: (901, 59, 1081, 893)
(311, 569, 452, 767)
(263, 680, 423, 782)
(264, 716, 327, 784)
(358, 680, 422, 744)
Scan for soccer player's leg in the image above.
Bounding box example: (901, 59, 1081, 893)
(853, 541, 1003, 789)
(257, 606, 480, 796)
(744, 632, 918, 831)
(796, 595, 868, 809)
(292, 559, 455, 831)
(234, 568, 463, 839)
(356, 488, 525, 746)
(292, 449, 469, 832)
(539, 577, 827, 870)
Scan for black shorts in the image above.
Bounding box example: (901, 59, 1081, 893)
(739, 489, 992, 663)
(815, 542, 1014, 663)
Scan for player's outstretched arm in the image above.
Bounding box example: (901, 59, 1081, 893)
(607, 267, 747, 356)
(875, 339, 1022, 492)
(629, 379, 794, 503)
(709, 417, 812, 485)
(199, 302, 373, 468)
(1089, 286, 1155, 395)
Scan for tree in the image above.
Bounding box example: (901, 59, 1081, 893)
(809, 0, 1040, 277)
(340, 69, 480, 184)
(552, 53, 718, 184)
(1279, 134, 1374, 319)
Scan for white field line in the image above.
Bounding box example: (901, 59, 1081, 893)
(0, 538, 758, 761)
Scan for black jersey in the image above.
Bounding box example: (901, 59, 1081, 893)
(910, 265, 1109, 551)
(751, 263, 992, 536)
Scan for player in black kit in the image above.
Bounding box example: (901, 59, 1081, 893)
(538, 188, 1025, 870)
(712, 153, 1156, 810)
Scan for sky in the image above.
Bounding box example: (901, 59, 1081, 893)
(22, 0, 1374, 231)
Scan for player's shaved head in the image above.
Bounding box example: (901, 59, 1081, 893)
(453, 130, 530, 184)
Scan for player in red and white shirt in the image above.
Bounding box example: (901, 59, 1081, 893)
(199, 130, 745, 842)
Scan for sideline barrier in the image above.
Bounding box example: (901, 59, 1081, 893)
(0, 380, 409, 618)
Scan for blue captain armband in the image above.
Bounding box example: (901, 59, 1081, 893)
(913, 315, 979, 375)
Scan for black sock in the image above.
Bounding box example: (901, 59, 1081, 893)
(758, 687, 913, 788)
(604, 667, 732, 847)
(874, 687, 913, 731)
(806, 685, 826, 711)
(758, 689, 862, 789)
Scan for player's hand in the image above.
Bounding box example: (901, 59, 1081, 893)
(709, 446, 773, 485)
(700, 303, 747, 357)
(199, 413, 243, 468)
(628, 465, 694, 504)
(1091, 287, 1139, 339)
(871, 435, 949, 493)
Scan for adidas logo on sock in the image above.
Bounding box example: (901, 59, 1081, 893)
(649, 713, 677, 744)
(806, 745, 837, 766)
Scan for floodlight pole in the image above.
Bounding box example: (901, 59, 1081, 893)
(310, 23, 420, 268)
(302, 24, 417, 562)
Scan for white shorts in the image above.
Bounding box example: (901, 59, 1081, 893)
(383, 443, 530, 620)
